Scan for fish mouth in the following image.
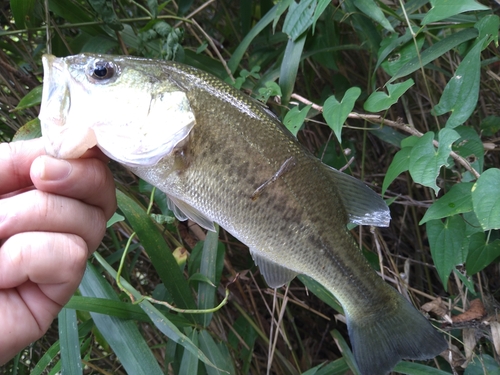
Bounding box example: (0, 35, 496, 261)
(39, 54, 69, 127)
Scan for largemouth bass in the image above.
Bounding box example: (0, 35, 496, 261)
(39, 53, 447, 375)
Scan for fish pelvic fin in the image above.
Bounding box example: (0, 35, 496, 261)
(250, 248, 299, 288)
(346, 291, 447, 375)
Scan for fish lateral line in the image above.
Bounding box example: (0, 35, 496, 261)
(251, 156, 297, 201)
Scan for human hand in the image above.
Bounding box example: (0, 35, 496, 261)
(0, 138, 116, 364)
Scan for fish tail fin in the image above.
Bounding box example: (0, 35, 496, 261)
(346, 291, 447, 375)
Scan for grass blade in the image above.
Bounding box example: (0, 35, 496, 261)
(198, 226, 220, 327)
(116, 189, 199, 322)
(79, 262, 164, 375)
(58, 308, 82, 375)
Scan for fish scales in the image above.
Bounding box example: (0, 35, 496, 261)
(138, 67, 385, 304)
(39, 53, 447, 375)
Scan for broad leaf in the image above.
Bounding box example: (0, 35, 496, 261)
(13, 85, 42, 111)
(427, 216, 468, 288)
(388, 28, 478, 84)
(420, 182, 474, 224)
(471, 168, 500, 231)
(323, 87, 361, 143)
(364, 79, 414, 113)
(408, 128, 460, 194)
(466, 233, 500, 275)
(433, 36, 487, 128)
(284, 104, 312, 137)
(381, 146, 411, 196)
(422, 0, 489, 25)
(283, 0, 316, 41)
(353, 0, 394, 32)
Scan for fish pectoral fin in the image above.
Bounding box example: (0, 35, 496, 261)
(166, 195, 216, 232)
(324, 164, 391, 227)
(250, 248, 299, 288)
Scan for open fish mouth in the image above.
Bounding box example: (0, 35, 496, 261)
(39, 55, 69, 128)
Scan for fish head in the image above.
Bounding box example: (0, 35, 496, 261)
(39, 53, 196, 166)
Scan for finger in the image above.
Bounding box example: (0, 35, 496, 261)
(0, 190, 107, 252)
(30, 155, 117, 220)
(0, 138, 45, 195)
(0, 232, 88, 365)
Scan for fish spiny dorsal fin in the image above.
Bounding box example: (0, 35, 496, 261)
(250, 248, 299, 288)
(322, 164, 391, 227)
(166, 195, 216, 232)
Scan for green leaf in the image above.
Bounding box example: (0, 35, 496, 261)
(466, 232, 500, 275)
(12, 118, 41, 141)
(375, 27, 416, 74)
(363, 79, 414, 112)
(279, 33, 307, 105)
(427, 216, 468, 288)
(87, 0, 123, 31)
(116, 189, 199, 322)
(298, 275, 343, 313)
(381, 144, 414, 196)
(422, 0, 489, 25)
(256, 80, 281, 102)
(471, 168, 500, 231)
(199, 330, 235, 375)
(353, 0, 394, 32)
(433, 36, 486, 129)
(464, 354, 500, 375)
(10, 0, 37, 29)
(283, 104, 311, 137)
(302, 358, 349, 375)
(452, 126, 484, 178)
(475, 15, 500, 48)
(408, 128, 460, 195)
(80, 263, 164, 375)
(228, 4, 281, 73)
(227, 317, 258, 374)
(58, 309, 83, 375)
(13, 85, 42, 111)
(420, 182, 474, 224)
(388, 28, 478, 84)
(312, 0, 331, 33)
(393, 360, 454, 375)
(283, 0, 316, 41)
(178, 329, 199, 375)
(381, 35, 425, 77)
(66, 296, 159, 323)
(330, 330, 360, 375)
(198, 227, 220, 327)
(323, 87, 361, 143)
(106, 212, 124, 228)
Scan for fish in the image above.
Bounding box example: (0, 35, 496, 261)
(39, 53, 447, 375)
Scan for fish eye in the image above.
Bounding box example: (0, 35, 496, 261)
(88, 60, 116, 81)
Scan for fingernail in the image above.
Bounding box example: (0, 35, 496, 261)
(33, 156, 72, 181)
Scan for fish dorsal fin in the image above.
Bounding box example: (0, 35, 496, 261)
(250, 248, 299, 288)
(166, 195, 216, 232)
(324, 164, 391, 227)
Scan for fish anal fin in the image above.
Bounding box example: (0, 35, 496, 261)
(347, 290, 447, 375)
(324, 164, 391, 227)
(166, 195, 215, 232)
(250, 248, 299, 288)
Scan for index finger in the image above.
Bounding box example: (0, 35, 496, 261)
(0, 138, 45, 196)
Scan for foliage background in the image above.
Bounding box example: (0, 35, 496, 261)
(1, 0, 500, 374)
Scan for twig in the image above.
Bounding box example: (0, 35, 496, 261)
(290, 93, 481, 179)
